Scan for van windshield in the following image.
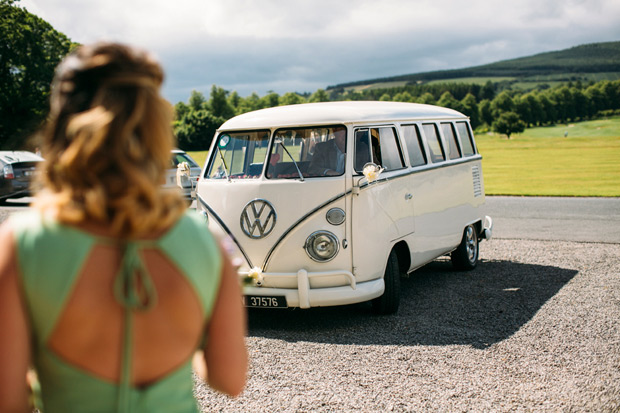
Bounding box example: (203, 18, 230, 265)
(267, 126, 346, 179)
(206, 126, 347, 180)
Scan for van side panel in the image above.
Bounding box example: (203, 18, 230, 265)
(408, 160, 484, 269)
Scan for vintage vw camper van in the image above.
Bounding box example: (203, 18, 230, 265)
(195, 101, 492, 314)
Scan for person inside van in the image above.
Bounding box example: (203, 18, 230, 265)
(308, 127, 346, 176)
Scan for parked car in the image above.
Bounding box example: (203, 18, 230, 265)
(0, 151, 44, 203)
(165, 149, 201, 201)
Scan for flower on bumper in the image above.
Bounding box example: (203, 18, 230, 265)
(243, 267, 264, 287)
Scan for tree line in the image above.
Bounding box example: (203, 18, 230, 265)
(175, 78, 620, 149)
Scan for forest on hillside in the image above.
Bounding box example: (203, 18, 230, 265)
(329, 41, 620, 89)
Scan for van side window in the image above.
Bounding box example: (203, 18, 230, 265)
(456, 121, 476, 156)
(401, 124, 427, 167)
(441, 122, 461, 160)
(371, 127, 405, 171)
(422, 123, 445, 163)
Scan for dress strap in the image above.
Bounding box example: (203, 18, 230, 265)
(113, 242, 158, 311)
(113, 242, 158, 412)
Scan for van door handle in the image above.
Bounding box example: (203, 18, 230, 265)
(405, 193, 413, 200)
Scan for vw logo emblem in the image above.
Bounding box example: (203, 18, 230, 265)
(240, 199, 277, 239)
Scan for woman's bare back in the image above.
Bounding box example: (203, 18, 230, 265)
(47, 244, 205, 386)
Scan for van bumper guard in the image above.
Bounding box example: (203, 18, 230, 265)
(241, 270, 385, 309)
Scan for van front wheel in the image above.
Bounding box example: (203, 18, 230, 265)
(372, 250, 401, 315)
(451, 224, 479, 271)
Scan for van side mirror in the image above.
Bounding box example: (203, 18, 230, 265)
(354, 162, 384, 193)
(361, 162, 383, 183)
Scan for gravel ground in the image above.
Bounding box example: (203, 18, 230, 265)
(194, 239, 620, 412)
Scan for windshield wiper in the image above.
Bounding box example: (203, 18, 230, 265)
(275, 139, 305, 181)
(217, 149, 231, 182)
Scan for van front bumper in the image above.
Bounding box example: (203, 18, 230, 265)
(241, 269, 385, 309)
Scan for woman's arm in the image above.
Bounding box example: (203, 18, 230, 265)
(0, 222, 32, 411)
(201, 244, 247, 397)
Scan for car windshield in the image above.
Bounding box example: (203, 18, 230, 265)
(205, 126, 347, 180)
(171, 152, 199, 168)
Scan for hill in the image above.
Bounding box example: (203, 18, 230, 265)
(329, 41, 620, 91)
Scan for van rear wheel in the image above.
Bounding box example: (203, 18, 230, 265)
(451, 224, 479, 270)
(372, 250, 401, 315)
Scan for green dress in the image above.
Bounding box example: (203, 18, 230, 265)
(10, 210, 222, 413)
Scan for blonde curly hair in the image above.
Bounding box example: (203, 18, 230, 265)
(34, 42, 187, 238)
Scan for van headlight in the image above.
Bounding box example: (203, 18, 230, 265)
(305, 231, 339, 262)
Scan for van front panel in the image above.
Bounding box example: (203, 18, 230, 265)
(198, 177, 350, 274)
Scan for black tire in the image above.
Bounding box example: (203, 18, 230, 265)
(372, 250, 401, 315)
(451, 224, 479, 271)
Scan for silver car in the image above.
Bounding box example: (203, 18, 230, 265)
(0, 151, 44, 203)
(166, 149, 201, 201)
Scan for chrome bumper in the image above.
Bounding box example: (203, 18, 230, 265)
(241, 269, 384, 309)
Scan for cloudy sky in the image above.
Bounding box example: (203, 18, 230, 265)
(19, 0, 620, 104)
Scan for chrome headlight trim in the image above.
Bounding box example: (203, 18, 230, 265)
(304, 231, 340, 262)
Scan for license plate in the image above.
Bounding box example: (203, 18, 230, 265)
(243, 295, 287, 308)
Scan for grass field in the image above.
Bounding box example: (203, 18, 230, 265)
(188, 151, 208, 169)
(188, 117, 620, 197)
(476, 117, 620, 197)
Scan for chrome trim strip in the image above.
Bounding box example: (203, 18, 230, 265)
(197, 194, 254, 268)
(356, 155, 483, 188)
(261, 190, 351, 270)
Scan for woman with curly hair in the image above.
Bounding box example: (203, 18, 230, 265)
(0, 42, 247, 412)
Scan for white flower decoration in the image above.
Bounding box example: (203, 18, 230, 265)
(363, 163, 384, 183)
(244, 267, 264, 287)
(176, 162, 191, 186)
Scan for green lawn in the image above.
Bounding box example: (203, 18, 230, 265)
(187, 151, 208, 169)
(189, 117, 620, 197)
(476, 117, 620, 197)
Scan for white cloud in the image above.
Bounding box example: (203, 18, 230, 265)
(18, 0, 620, 103)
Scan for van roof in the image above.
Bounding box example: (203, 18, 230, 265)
(219, 101, 467, 130)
